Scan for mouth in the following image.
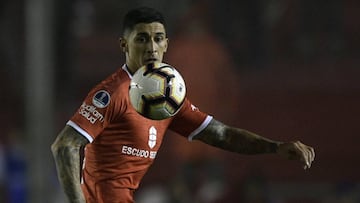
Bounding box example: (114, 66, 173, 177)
(145, 57, 158, 63)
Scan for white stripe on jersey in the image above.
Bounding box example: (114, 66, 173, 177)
(188, 115, 213, 141)
(66, 120, 94, 143)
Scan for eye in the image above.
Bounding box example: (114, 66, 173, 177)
(154, 35, 165, 43)
(135, 36, 148, 43)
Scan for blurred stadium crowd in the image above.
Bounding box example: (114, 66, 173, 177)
(1, 0, 360, 202)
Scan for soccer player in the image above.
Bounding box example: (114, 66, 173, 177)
(51, 7, 315, 203)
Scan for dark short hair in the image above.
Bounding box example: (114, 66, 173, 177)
(122, 7, 166, 36)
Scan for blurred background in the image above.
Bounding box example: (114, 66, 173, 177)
(1, 0, 360, 202)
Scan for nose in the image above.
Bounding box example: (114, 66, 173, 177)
(146, 39, 157, 53)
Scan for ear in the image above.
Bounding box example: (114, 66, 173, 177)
(164, 38, 169, 53)
(119, 37, 127, 52)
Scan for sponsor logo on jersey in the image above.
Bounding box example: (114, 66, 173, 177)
(79, 102, 104, 124)
(121, 126, 158, 159)
(121, 145, 157, 159)
(92, 90, 110, 108)
(148, 126, 157, 149)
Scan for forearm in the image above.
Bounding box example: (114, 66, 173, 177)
(51, 126, 88, 203)
(195, 119, 282, 154)
(52, 145, 85, 203)
(218, 127, 282, 154)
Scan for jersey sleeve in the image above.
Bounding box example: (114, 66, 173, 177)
(168, 98, 213, 141)
(67, 88, 121, 142)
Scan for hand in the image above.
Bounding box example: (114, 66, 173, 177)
(277, 141, 315, 170)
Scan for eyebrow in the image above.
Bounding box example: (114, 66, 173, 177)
(136, 32, 166, 36)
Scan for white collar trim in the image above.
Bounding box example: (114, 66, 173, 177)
(122, 64, 132, 79)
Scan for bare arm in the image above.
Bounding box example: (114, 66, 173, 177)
(193, 119, 315, 169)
(51, 125, 89, 203)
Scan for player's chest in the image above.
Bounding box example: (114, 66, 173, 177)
(105, 110, 171, 151)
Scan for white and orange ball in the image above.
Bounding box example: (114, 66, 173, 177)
(129, 62, 186, 120)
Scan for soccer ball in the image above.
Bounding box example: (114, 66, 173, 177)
(129, 62, 186, 120)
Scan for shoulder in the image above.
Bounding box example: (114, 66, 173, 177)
(95, 68, 130, 93)
(88, 68, 130, 103)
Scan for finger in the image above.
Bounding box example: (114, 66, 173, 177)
(306, 149, 313, 169)
(306, 148, 312, 168)
(295, 142, 310, 169)
(304, 145, 314, 168)
(303, 145, 312, 168)
(308, 146, 315, 166)
(311, 147, 315, 161)
(301, 143, 313, 168)
(305, 146, 315, 169)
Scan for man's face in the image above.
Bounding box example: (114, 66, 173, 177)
(121, 22, 168, 74)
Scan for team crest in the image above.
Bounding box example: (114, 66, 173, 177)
(148, 126, 157, 149)
(92, 90, 110, 108)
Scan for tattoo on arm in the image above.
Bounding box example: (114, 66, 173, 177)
(194, 119, 282, 154)
(51, 125, 89, 203)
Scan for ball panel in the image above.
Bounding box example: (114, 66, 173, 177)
(148, 102, 173, 120)
(148, 75, 166, 94)
(168, 82, 186, 104)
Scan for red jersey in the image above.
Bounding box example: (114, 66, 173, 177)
(67, 65, 212, 203)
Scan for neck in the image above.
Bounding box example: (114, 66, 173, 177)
(125, 64, 136, 75)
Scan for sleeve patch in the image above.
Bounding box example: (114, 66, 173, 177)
(92, 90, 111, 108)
